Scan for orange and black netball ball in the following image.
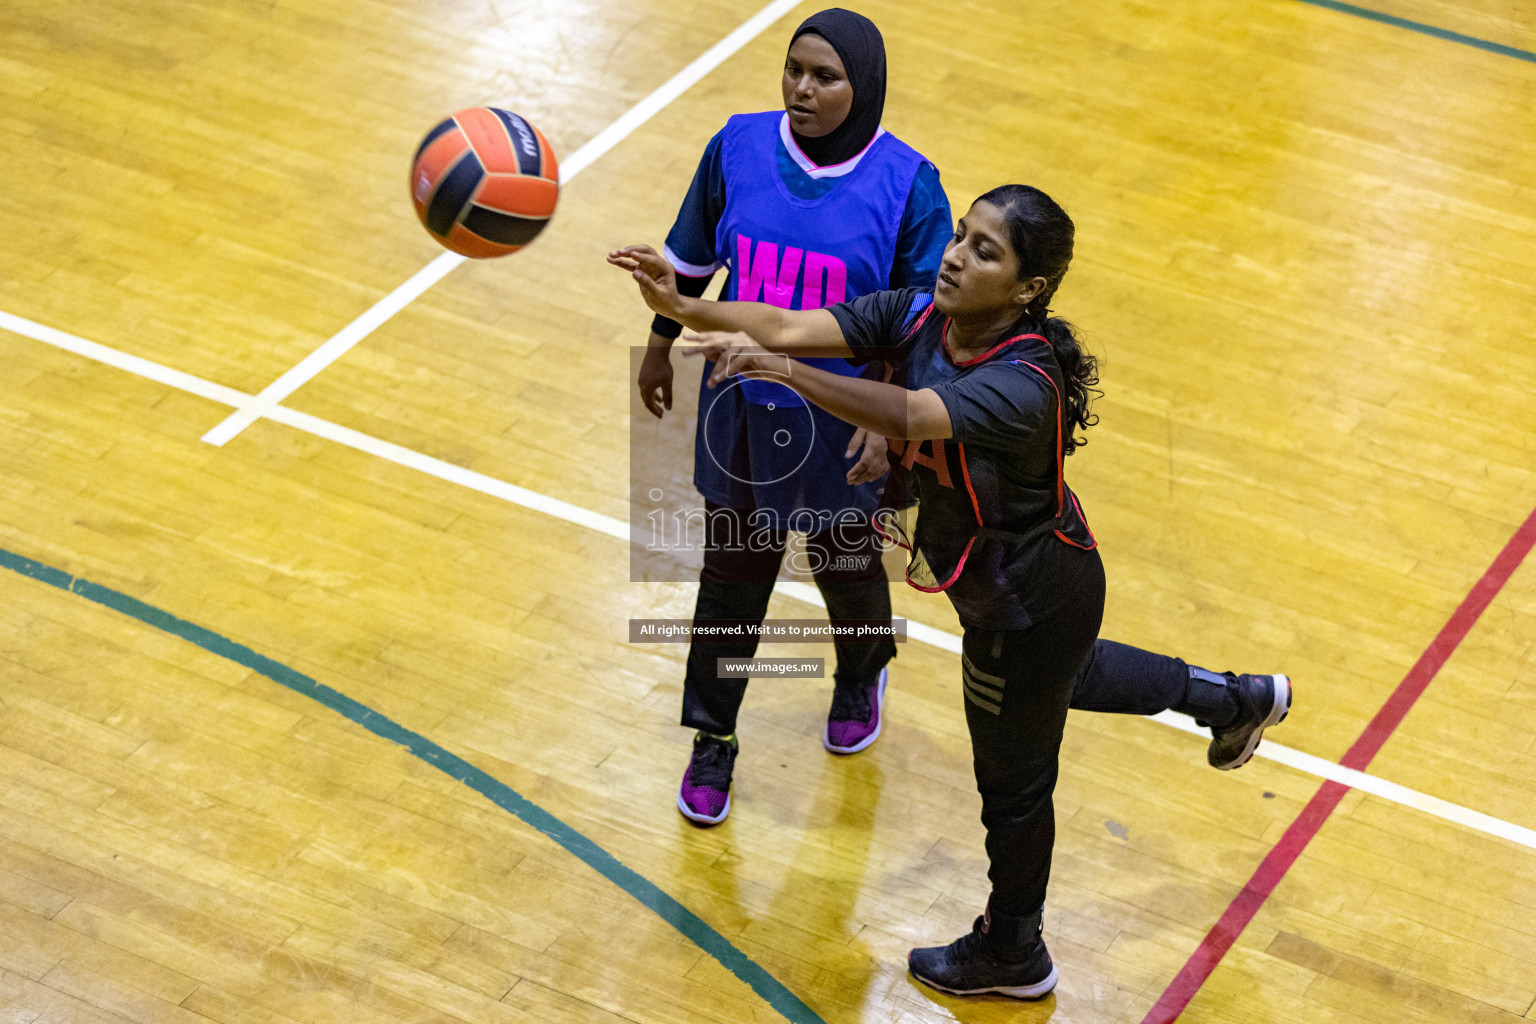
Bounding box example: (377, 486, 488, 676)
(409, 107, 559, 258)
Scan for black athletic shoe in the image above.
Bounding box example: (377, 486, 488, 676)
(908, 908, 1058, 1000)
(1208, 673, 1291, 770)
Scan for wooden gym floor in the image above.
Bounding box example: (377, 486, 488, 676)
(2, 0, 1535, 1021)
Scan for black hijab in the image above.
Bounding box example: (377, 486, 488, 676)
(788, 9, 886, 167)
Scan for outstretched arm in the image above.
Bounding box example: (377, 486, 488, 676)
(789, 365, 953, 441)
(684, 338, 954, 442)
(607, 244, 852, 357)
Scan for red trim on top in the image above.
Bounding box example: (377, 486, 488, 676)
(1056, 492, 1097, 550)
(905, 322, 1093, 580)
(902, 303, 936, 344)
(1010, 360, 1066, 516)
(941, 322, 1051, 367)
(956, 443, 983, 527)
(872, 507, 973, 594)
(906, 536, 976, 593)
(1010, 355, 1096, 550)
(871, 511, 911, 554)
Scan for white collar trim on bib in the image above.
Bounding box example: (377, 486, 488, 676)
(779, 113, 886, 179)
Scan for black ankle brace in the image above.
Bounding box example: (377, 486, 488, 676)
(1182, 666, 1239, 729)
(982, 906, 1045, 962)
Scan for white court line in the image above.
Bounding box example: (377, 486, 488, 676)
(5, 310, 1536, 854)
(200, 253, 465, 446)
(0, 311, 249, 408)
(199, 0, 807, 448)
(15, 313, 1536, 854)
(1148, 711, 1536, 849)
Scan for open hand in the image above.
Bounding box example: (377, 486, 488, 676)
(679, 332, 790, 388)
(844, 428, 889, 485)
(607, 245, 683, 320)
(637, 344, 674, 419)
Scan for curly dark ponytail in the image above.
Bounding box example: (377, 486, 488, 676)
(976, 184, 1101, 456)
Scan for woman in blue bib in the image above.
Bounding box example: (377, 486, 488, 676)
(637, 9, 952, 825)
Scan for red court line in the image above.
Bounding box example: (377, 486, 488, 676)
(1142, 505, 1536, 1024)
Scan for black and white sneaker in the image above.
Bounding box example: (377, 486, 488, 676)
(908, 908, 1057, 1000)
(1208, 673, 1291, 770)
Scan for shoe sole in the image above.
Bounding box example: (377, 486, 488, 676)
(1215, 674, 1291, 771)
(824, 668, 889, 756)
(676, 791, 730, 827)
(910, 963, 1059, 1000)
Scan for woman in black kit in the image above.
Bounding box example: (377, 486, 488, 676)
(609, 183, 1292, 1000)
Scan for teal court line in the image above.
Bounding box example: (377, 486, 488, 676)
(1295, 0, 1536, 64)
(0, 544, 827, 1024)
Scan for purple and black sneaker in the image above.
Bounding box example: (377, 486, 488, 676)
(677, 731, 737, 826)
(824, 666, 889, 755)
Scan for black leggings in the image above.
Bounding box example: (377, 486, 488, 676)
(682, 501, 897, 735)
(963, 550, 1218, 916)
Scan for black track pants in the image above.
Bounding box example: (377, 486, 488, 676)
(681, 501, 896, 735)
(962, 551, 1219, 916)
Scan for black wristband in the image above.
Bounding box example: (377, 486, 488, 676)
(676, 272, 715, 299)
(650, 271, 716, 339)
(650, 314, 684, 340)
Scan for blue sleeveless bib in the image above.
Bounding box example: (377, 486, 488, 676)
(715, 112, 925, 406)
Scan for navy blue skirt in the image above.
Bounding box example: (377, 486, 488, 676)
(693, 366, 885, 529)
